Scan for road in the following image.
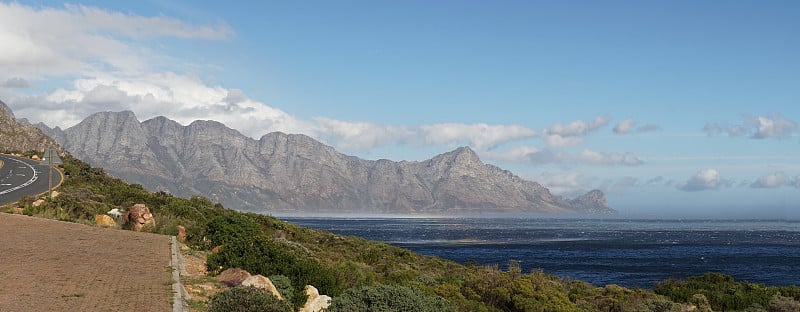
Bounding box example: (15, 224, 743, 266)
(0, 154, 63, 205)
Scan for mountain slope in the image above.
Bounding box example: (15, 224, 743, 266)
(0, 100, 60, 153)
(40, 111, 614, 214)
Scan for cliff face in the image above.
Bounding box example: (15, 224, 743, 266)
(0, 100, 61, 153)
(40, 111, 615, 214)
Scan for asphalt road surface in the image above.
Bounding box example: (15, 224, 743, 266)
(0, 154, 63, 205)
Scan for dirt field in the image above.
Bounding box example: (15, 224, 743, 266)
(0, 213, 172, 312)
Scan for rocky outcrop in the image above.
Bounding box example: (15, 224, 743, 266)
(0, 100, 61, 153)
(124, 204, 155, 232)
(39, 111, 615, 214)
(241, 275, 283, 300)
(300, 285, 331, 312)
(217, 268, 251, 287)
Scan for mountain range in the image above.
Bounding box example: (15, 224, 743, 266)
(31, 109, 613, 215)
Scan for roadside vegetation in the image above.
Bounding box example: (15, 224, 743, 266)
(3, 151, 799, 311)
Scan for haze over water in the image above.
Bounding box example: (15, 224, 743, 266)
(286, 217, 800, 288)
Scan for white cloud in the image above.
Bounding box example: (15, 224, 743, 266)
(486, 147, 641, 166)
(1, 77, 29, 88)
(578, 149, 642, 166)
(534, 172, 588, 195)
(704, 114, 797, 139)
(0, 2, 232, 81)
(544, 115, 609, 137)
(613, 118, 635, 134)
(420, 123, 536, 151)
(542, 134, 584, 147)
(750, 172, 789, 188)
(750, 115, 797, 139)
(677, 169, 721, 192)
(314, 118, 416, 151)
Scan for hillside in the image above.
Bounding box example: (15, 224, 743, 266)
(0, 100, 60, 153)
(6, 152, 798, 311)
(39, 111, 613, 215)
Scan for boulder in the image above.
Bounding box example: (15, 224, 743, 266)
(125, 204, 155, 232)
(176, 225, 187, 243)
(95, 214, 116, 227)
(12, 207, 24, 214)
(31, 155, 40, 161)
(242, 275, 283, 300)
(300, 285, 331, 312)
(217, 268, 251, 287)
(50, 190, 60, 198)
(211, 245, 222, 254)
(32, 199, 45, 207)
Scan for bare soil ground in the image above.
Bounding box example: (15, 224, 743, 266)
(0, 213, 172, 312)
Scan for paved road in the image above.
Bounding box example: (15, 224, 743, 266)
(0, 154, 62, 205)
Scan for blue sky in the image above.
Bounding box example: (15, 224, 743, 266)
(1, 1, 798, 217)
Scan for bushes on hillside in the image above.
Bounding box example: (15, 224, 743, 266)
(327, 284, 456, 312)
(207, 286, 292, 312)
(654, 272, 800, 311)
(206, 234, 339, 307)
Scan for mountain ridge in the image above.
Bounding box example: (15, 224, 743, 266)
(0, 100, 61, 153)
(37, 110, 614, 214)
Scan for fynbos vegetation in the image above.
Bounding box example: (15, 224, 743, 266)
(5, 152, 799, 312)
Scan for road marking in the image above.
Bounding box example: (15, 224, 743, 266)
(0, 157, 38, 196)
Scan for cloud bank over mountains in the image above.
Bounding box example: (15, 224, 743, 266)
(0, 3, 643, 168)
(1, 2, 797, 213)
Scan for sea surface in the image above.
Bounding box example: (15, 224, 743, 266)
(283, 217, 800, 288)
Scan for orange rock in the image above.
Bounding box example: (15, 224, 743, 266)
(32, 199, 45, 207)
(95, 214, 116, 227)
(176, 225, 187, 243)
(125, 204, 156, 232)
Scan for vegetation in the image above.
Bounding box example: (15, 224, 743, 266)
(207, 286, 292, 312)
(5, 151, 799, 312)
(655, 272, 800, 311)
(327, 284, 456, 312)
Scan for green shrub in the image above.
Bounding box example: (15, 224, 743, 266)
(201, 213, 264, 249)
(327, 285, 456, 312)
(206, 234, 339, 307)
(207, 286, 292, 312)
(268, 275, 295, 303)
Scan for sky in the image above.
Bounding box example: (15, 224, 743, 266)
(1, 1, 798, 217)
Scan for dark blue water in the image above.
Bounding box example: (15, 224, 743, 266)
(284, 217, 800, 288)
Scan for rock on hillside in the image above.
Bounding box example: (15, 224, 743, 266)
(0, 100, 61, 153)
(40, 111, 615, 215)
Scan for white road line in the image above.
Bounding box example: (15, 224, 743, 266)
(0, 158, 38, 196)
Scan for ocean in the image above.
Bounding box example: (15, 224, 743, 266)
(283, 217, 800, 288)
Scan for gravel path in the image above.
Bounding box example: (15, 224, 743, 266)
(0, 213, 172, 312)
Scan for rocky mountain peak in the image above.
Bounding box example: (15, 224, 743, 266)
(569, 189, 613, 214)
(0, 100, 61, 153)
(0, 100, 14, 118)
